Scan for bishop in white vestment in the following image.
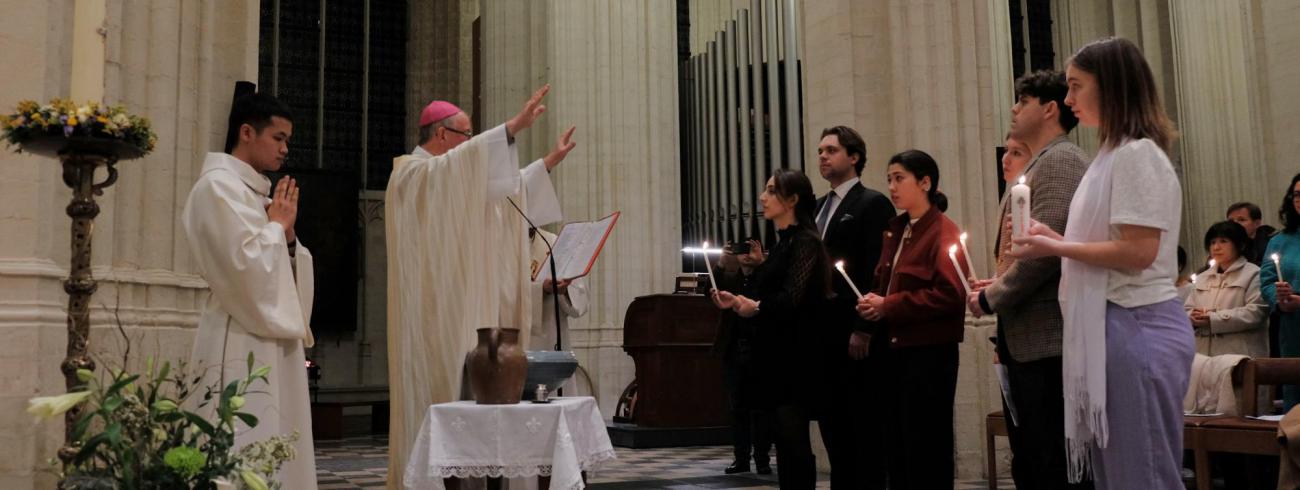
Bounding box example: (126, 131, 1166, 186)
(386, 87, 576, 487)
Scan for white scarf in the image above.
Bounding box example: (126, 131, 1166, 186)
(1059, 143, 1120, 482)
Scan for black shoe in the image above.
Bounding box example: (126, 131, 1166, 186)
(724, 462, 751, 474)
(755, 462, 772, 475)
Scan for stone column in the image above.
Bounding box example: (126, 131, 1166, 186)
(1051, 0, 1176, 158)
(1251, 1, 1300, 211)
(0, 1, 259, 487)
(406, 0, 478, 147)
(1168, 0, 1267, 264)
(481, 0, 681, 417)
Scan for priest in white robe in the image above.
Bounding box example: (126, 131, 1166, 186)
(386, 85, 577, 487)
(181, 93, 317, 489)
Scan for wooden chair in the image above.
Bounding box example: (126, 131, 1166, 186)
(985, 411, 1008, 490)
(1190, 358, 1300, 490)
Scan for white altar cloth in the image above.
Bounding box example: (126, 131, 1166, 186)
(403, 396, 616, 489)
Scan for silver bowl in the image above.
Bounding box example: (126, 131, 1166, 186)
(522, 350, 578, 400)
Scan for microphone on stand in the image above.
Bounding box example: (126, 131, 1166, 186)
(505, 197, 564, 354)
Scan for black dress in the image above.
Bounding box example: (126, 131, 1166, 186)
(747, 225, 831, 489)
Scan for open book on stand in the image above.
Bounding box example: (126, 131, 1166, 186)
(533, 211, 620, 281)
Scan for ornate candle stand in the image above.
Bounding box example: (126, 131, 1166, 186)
(24, 137, 136, 462)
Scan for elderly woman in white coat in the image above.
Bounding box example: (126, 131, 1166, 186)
(1186, 221, 1269, 358)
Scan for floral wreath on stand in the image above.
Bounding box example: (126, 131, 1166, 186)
(2, 99, 156, 158)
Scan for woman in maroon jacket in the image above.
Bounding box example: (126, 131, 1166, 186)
(856, 149, 968, 490)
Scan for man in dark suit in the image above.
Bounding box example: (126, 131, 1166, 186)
(813, 125, 895, 489)
(968, 70, 1092, 489)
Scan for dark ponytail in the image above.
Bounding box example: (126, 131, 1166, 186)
(888, 149, 947, 213)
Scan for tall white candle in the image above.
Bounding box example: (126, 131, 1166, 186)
(834, 261, 864, 299)
(701, 241, 718, 291)
(948, 245, 972, 294)
(1010, 175, 1031, 239)
(71, 0, 106, 103)
(1274, 253, 1285, 284)
(959, 232, 978, 281)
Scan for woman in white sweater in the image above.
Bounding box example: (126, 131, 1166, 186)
(1185, 220, 1269, 357)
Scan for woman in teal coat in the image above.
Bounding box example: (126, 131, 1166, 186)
(1261, 173, 1300, 411)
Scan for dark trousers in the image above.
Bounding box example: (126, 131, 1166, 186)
(818, 350, 887, 489)
(774, 403, 816, 490)
(724, 350, 771, 466)
(1002, 354, 1094, 490)
(883, 343, 959, 490)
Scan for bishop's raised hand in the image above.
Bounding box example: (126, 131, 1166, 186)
(505, 84, 550, 138)
(543, 125, 577, 171)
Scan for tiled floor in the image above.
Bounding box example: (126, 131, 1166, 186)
(314, 434, 1015, 489)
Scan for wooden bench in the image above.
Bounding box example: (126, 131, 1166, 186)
(1187, 358, 1296, 490)
(310, 399, 389, 440)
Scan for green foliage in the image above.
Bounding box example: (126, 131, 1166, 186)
(38, 356, 297, 490)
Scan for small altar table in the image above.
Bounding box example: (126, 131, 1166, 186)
(403, 396, 616, 489)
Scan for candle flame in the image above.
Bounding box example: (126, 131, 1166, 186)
(960, 232, 968, 243)
(702, 241, 709, 248)
(1191, 273, 1198, 284)
(1018, 175, 1026, 185)
(948, 244, 958, 255)
(1274, 253, 1281, 261)
(835, 260, 845, 270)
(1208, 258, 1217, 268)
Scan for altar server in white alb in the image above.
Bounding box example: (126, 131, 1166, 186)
(386, 85, 578, 487)
(182, 93, 317, 489)
(529, 227, 590, 354)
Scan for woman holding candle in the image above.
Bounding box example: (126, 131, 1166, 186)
(1008, 37, 1193, 489)
(1262, 173, 1300, 411)
(1185, 221, 1268, 358)
(712, 168, 831, 489)
(855, 149, 966, 489)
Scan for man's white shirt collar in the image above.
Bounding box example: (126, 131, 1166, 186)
(830, 177, 860, 200)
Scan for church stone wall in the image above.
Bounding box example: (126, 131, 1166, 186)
(0, 1, 260, 487)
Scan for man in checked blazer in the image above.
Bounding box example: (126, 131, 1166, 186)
(968, 70, 1093, 490)
(812, 125, 896, 490)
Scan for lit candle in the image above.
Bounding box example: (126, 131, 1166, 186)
(1010, 175, 1031, 239)
(1274, 253, 1285, 284)
(834, 261, 864, 299)
(1190, 273, 1198, 284)
(959, 232, 978, 281)
(1207, 258, 1217, 272)
(948, 244, 972, 294)
(701, 241, 718, 291)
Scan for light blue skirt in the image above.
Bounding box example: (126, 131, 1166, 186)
(1091, 298, 1195, 489)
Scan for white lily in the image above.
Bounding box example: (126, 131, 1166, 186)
(26, 390, 92, 420)
(240, 469, 269, 490)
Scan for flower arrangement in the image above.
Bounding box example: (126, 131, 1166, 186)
(28, 353, 298, 490)
(2, 99, 156, 157)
